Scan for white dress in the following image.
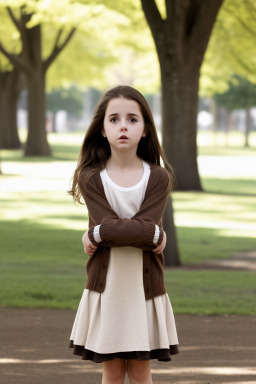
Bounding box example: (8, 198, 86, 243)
(69, 161, 179, 362)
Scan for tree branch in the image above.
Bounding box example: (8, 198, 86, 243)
(43, 27, 76, 71)
(244, 0, 256, 15)
(140, 0, 163, 39)
(0, 41, 28, 72)
(229, 45, 254, 74)
(233, 13, 256, 39)
(54, 29, 63, 47)
(165, 0, 194, 61)
(6, 6, 22, 33)
(188, 0, 223, 59)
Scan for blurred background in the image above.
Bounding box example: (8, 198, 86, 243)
(0, 0, 255, 316)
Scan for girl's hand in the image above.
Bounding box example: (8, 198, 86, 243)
(82, 231, 98, 256)
(153, 231, 166, 255)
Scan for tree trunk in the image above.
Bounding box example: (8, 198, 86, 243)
(161, 65, 202, 190)
(163, 195, 181, 266)
(245, 109, 250, 147)
(141, 0, 223, 190)
(210, 98, 217, 145)
(52, 112, 57, 133)
(225, 111, 234, 147)
(23, 23, 51, 156)
(0, 69, 21, 149)
(25, 70, 50, 156)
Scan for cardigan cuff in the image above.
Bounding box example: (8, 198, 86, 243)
(153, 225, 160, 244)
(157, 228, 164, 245)
(88, 227, 99, 246)
(93, 225, 102, 243)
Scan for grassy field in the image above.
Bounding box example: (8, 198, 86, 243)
(0, 131, 255, 315)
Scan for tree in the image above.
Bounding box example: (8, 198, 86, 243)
(214, 76, 256, 147)
(0, 7, 23, 150)
(0, 68, 23, 149)
(140, 0, 223, 191)
(0, 3, 78, 155)
(0, 0, 133, 156)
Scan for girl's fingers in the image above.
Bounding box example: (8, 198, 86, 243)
(153, 244, 165, 254)
(86, 246, 98, 255)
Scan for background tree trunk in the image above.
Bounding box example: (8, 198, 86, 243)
(0, 70, 21, 149)
(245, 108, 250, 147)
(25, 69, 50, 155)
(23, 22, 51, 156)
(163, 196, 180, 266)
(210, 98, 217, 145)
(161, 66, 202, 190)
(52, 112, 57, 133)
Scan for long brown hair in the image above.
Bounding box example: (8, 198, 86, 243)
(69, 85, 174, 204)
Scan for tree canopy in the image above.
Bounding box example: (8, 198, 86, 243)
(200, 0, 256, 97)
(214, 75, 256, 111)
(0, 0, 134, 155)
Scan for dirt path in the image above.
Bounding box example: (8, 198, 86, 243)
(169, 252, 256, 272)
(1, 308, 256, 384)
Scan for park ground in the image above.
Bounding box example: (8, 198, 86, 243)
(1, 308, 256, 383)
(0, 131, 256, 383)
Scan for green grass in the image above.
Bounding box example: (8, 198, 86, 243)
(201, 177, 256, 195)
(172, 189, 256, 263)
(0, 131, 82, 162)
(0, 131, 256, 315)
(164, 269, 256, 315)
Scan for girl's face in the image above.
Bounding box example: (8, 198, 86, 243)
(102, 97, 147, 153)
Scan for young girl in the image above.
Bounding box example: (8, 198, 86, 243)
(68, 85, 179, 384)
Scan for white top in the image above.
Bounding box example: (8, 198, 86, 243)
(101, 159, 150, 216)
(94, 160, 159, 244)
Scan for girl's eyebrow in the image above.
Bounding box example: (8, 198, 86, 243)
(108, 113, 140, 118)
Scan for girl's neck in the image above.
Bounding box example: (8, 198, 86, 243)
(106, 151, 143, 171)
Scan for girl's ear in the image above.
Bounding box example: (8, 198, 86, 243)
(142, 128, 148, 137)
(102, 129, 106, 137)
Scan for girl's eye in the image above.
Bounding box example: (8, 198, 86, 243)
(110, 117, 118, 123)
(130, 118, 137, 123)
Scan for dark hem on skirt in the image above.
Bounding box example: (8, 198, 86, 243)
(69, 340, 179, 363)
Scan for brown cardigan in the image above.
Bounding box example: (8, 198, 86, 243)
(79, 162, 171, 300)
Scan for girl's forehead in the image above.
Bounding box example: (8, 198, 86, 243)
(105, 98, 142, 115)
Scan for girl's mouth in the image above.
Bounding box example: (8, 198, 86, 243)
(119, 135, 128, 140)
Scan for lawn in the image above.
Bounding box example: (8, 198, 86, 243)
(0, 130, 255, 315)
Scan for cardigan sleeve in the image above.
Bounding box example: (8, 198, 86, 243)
(93, 223, 161, 247)
(79, 166, 170, 248)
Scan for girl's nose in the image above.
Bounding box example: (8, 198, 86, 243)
(120, 119, 128, 130)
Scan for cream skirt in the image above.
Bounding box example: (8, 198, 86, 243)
(69, 247, 179, 362)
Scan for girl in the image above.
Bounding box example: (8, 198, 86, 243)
(68, 85, 179, 384)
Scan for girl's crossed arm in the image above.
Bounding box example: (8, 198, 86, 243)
(82, 228, 167, 256)
(80, 166, 170, 253)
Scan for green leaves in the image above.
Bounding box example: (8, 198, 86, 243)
(214, 75, 256, 111)
(201, 0, 256, 96)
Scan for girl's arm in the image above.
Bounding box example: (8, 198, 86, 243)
(82, 229, 167, 256)
(80, 166, 170, 249)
